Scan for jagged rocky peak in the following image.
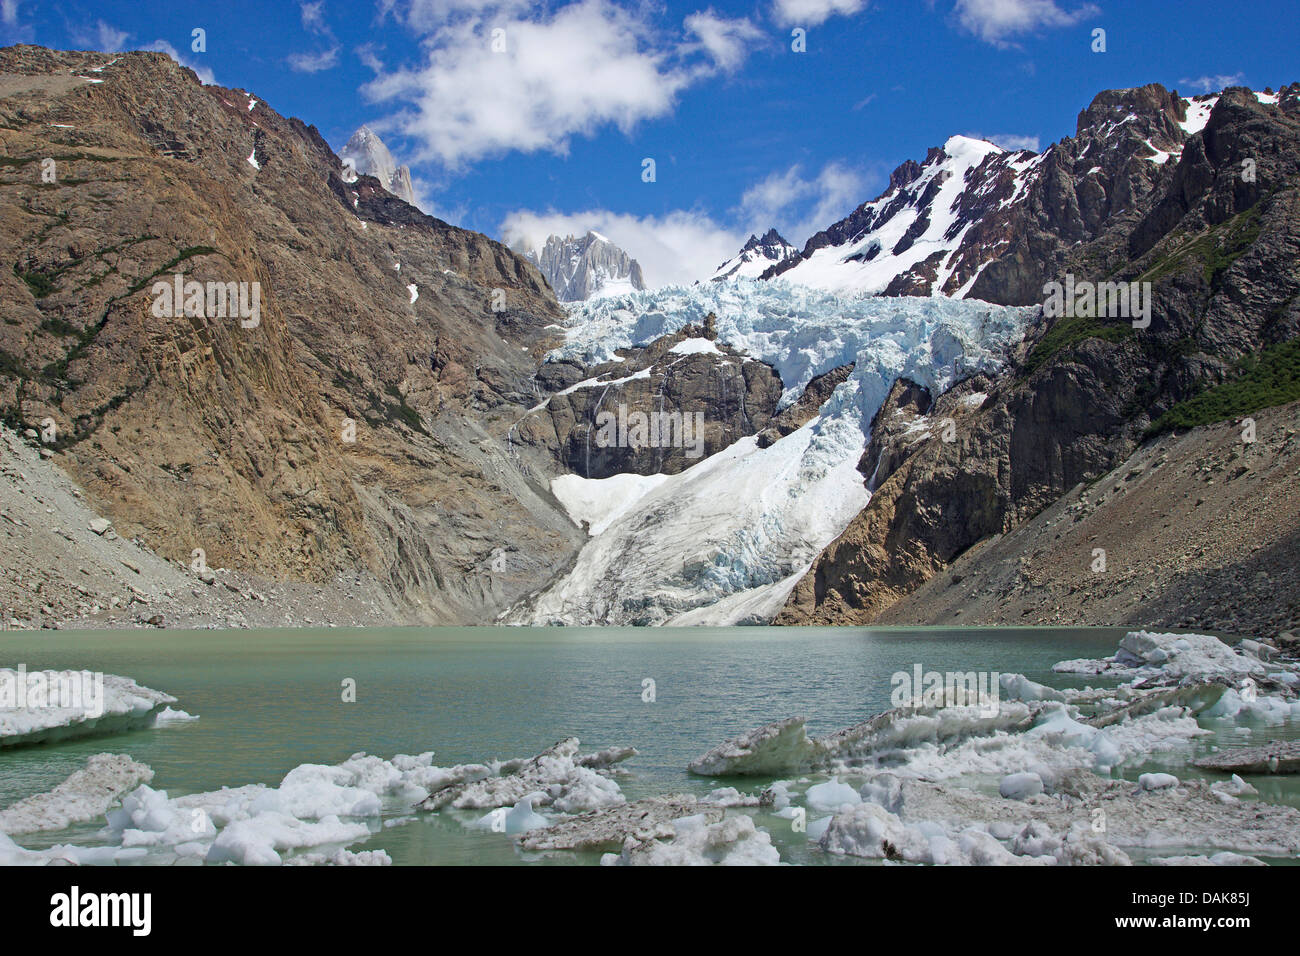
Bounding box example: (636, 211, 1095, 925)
(523, 231, 647, 302)
(711, 228, 797, 281)
(340, 125, 415, 205)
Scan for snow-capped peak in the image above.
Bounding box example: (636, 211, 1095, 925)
(523, 232, 647, 302)
(710, 228, 798, 282)
(768, 135, 1015, 297)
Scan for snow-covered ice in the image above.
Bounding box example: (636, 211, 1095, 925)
(517, 283, 1034, 625)
(0, 669, 177, 748)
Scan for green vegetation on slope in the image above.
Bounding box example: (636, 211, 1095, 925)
(1147, 337, 1300, 435)
(1022, 314, 1136, 376)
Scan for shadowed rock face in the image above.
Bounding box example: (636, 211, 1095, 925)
(0, 45, 582, 623)
(512, 320, 784, 478)
(779, 83, 1300, 627)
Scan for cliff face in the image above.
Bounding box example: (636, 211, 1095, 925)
(0, 46, 582, 623)
(778, 84, 1300, 627)
(512, 321, 784, 479)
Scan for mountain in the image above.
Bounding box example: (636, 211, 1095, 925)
(339, 125, 416, 206)
(765, 85, 1257, 304)
(522, 231, 646, 301)
(508, 80, 1300, 634)
(1, 46, 1296, 639)
(0, 45, 576, 626)
(777, 82, 1300, 632)
(710, 228, 797, 281)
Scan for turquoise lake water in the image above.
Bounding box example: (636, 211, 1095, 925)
(1, 625, 1295, 865)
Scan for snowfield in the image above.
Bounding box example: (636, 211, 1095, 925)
(515, 281, 1036, 625)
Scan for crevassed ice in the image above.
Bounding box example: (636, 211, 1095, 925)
(519, 281, 1037, 626)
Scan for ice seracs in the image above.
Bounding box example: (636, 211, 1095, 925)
(515, 283, 1034, 625)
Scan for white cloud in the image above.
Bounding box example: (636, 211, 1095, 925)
(965, 131, 1040, 151)
(500, 208, 745, 288)
(147, 39, 216, 85)
(953, 0, 1099, 45)
(289, 47, 341, 72)
(364, 0, 757, 167)
(683, 10, 764, 72)
(355, 43, 386, 73)
(771, 0, 869, 28)
(2, 0, 19, 26)
(300, 1, 330, 35)
(499, 159, 871, 288)
(69, 19, 130, 52)
(738, 161, 865, 245)
(1179, 73, 1245, 94)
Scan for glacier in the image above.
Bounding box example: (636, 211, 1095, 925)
(513, 280, 1037, 625)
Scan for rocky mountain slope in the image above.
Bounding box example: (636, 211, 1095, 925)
(764, 86, 1279, 304)
(0, 45, 582, 625)
(778, 83, 1300, 637)
(339, 125, 415, 206)
(522, 231, 646, 301)
(869, 400, 1300, 637)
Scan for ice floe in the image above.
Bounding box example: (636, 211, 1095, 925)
(0, 669, 179, 748)
(0, 753, 153, 834)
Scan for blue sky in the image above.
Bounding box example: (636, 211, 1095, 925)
(4, 0, 1296, 284)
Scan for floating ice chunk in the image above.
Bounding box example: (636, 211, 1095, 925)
(519, 795, 717, 852)
(421, 737, 630, 813)
(1011, 821, 1061, 858)
(689, 717, 818, 776)
(152, 707, 198, 725)
(701, 787, 760, 807)
(818, 802, 1031, 865)
(1056, 631, 1277, 685)
(1149, 852, 1265, 866)
(1139, 773, 1179, 791)
(1055, 822, 1132, 866)
(999, 772, 1044, 801)
(1027, 704, 1122, 771)
(806, 815, 833, 841)
(0, 670, 178, 748)
(858, 773, 903, 813)
(0, 754, 153, 834)
(602, 812, 780, 866)
(1209, 775, 1258, 803)
(284, 848, 392, 866)
(206, 812, 371, 866)
(999, 673, 1066, 702)
(804, 777, 862, 813)
(503, 794, 549, 833)
(1194, 740, 1300, 775)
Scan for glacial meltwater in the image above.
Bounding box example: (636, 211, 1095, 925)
(2, 626, 1298, 865)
